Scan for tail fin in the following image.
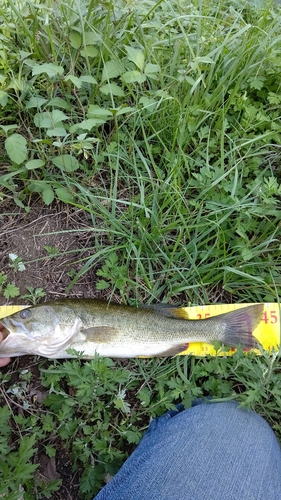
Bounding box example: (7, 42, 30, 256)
(222, 304, 263, 348)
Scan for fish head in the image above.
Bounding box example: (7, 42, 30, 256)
(0, 304, 82, 357)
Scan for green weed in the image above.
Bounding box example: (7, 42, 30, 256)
(21, 287, 47, 305)
(0, 272, 20, 299)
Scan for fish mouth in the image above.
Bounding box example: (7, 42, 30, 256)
(0, 322, 10, 339)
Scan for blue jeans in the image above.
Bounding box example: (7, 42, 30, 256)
(94, 400, 281, 499)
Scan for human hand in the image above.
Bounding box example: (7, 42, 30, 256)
(0, 331, 10, 367)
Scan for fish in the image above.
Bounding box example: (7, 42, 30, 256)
(0, 300, 263, 359)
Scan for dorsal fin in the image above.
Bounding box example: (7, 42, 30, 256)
(143, 304, 190, 320)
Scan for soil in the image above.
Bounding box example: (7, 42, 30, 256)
(0, 199, 108, 499)
(0, 200, 100, 303)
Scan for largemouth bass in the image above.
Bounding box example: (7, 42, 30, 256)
(0, 300, 263, 359)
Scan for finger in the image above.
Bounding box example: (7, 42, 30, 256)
(0, 357, 10, 367)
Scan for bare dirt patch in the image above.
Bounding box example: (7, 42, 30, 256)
(0, 201, 99, 304)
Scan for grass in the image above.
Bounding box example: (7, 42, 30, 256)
(0, 0, 281, 497)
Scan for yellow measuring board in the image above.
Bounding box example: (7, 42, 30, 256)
(0, 305, 25, 318)
(178, 302, 280, 356)
(0, 303, 280, 357)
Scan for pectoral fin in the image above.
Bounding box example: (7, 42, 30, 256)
(82, 326, 120, 342)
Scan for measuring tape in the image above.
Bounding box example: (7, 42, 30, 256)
(180, 302, 280, 355)
(0, 303, 279, 356)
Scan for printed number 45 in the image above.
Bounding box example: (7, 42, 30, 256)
(261, 311, 278, 324)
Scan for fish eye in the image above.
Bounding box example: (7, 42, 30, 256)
(20, 309, 32, 320)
